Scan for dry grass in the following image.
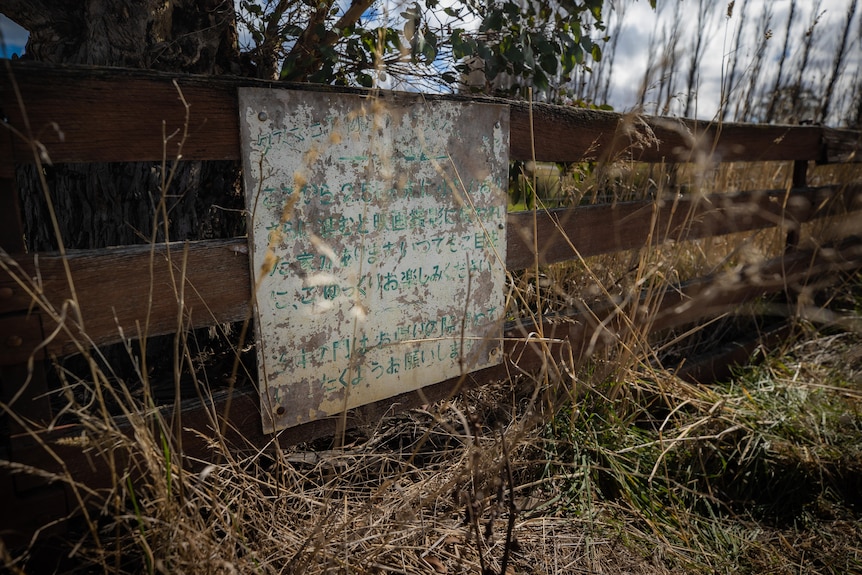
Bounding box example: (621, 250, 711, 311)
(16, 326, 858, 574)
(3, 11, 862, 571)
(3, 148, 861, 573)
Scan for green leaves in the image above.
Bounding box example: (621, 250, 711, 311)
(357, 72, 374, 87)
(401, 2, 421, 40)
(451, 29, 476, 60)
(397, 2, 439, 64)
(243, 0, 606, 98)
(421, 30, 438, 63)
(456, 0, 605, 97)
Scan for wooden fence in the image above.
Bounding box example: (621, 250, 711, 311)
(1, 61, 861, 541)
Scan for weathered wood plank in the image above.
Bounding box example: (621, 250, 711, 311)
(0, 314, 45, 366)
(0, 481, 69, 549)
(822, 127, 862, 163)
(505, 102, 830, 164)
(0, 126, 14, 180)
(507, 185, 862, 270)
(674, 323, 793, 384)
(2, 59, 861, 544)
(7, 238, 862, 496)
(2, 185, 859, 365)
(543, 236, 862, 366)
(0, 128, 24, 251)
(1, 63, 245, 164)
(0, 240, 251, 362)
(0, 119, 56, 484)
(2, 61, 857, 166)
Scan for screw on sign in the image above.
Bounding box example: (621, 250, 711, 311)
(238, 88, 510, 432)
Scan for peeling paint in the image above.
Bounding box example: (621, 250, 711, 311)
(239, 89, 509, 433)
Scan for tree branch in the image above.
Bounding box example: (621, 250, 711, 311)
(1, 1, 85, 62)
(1, 0, 67, 31)
(282, 0, 375, 81)
(256, 0, 293, 79)
(325, 0, 376, 46)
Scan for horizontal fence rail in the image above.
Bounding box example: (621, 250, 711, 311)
(1, 61, 862, 540)
(7, 237, 862, 482)
(1, 61, 861, 167)
(2, 185, 861, 366)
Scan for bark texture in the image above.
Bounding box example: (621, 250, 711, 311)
(4, 0, 245, 251)
(6, 0, 240, 74)
(3, 1, 249, 400)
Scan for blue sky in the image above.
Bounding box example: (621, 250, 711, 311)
(2, 1, 859, 124)
(604, 0, 861, 123)
(0, 14, 26, 58)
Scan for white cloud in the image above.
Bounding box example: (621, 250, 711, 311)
(602, 0, 862, 124)
(3, 1, 857, 124)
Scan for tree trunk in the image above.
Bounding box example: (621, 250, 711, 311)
(5, 0, 245, 251)
(3, 1, 249, 405)
(6, 0, 240, 73)
(18, 160, 246, 251)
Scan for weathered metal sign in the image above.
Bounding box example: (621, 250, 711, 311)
(238, 88, 509, 432)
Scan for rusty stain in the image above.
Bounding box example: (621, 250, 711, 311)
(239, 89, 510, 433)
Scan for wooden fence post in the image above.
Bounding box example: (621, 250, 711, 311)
(787, 159, 809, 250)
(0, 119, 69, 545)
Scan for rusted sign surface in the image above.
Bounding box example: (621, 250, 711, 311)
(238, 88, 509, 432)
